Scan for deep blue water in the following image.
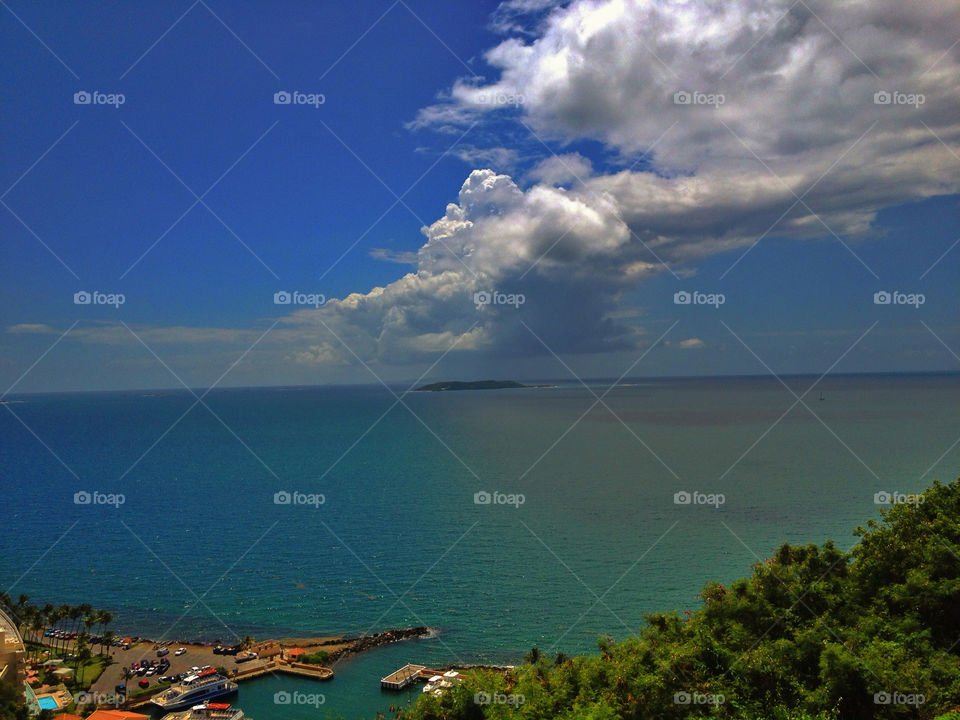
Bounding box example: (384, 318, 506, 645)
(2, 374, 958, 718)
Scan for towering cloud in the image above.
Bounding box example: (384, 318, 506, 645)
(290, 0, 959, 364)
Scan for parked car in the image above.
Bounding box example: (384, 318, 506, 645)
(138, 679, 149, 689)
(175, 648, 186, 656)
(157, 648, 169, 657)
(115, 684, 126, 694)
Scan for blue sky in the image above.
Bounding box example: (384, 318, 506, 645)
(1, 0, 958, 392)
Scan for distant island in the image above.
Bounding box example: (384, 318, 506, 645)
(415, 380, 554, 392)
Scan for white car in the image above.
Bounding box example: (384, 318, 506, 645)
(175, 648, 186, 656)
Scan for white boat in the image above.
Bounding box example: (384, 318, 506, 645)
(151, 670, 238, 711)
(159, 701, 247, 720)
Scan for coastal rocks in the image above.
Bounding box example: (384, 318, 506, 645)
(327, 627, 430, 661)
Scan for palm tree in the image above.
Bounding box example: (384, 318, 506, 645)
(68, 605, 84, 653)
(74, 604, 92, 640)
(98, 611, 114, 656)
(41, 603, 54, 645)
(15, 594, 30, 618)
(83, 612, 97, 660)
(47, 606, 61, 656)
(56, 605, 71, 656)
(523, 647, 542, 665)
(73, 635, 90, 690)
(102, 630, 116, 658)
(27, 607, 44, 660)
(240, 635, 255, 650)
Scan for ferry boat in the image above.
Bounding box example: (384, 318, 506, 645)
(159, 701, 247, 720)
(151, 669, 238, 711)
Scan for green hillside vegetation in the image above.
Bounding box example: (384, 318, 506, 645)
(399, 478, 960, 720)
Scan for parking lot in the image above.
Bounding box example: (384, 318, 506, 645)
(90, 642, 254, 696)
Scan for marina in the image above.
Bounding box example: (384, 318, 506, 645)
(128, 660, 333, 709)
(380, 664, 468, 693)
(380, 664, 425, 690)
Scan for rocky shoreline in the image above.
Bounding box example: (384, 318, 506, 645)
(324, 626, 431, 661)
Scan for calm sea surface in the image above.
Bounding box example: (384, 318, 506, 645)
(2, 374, 958, 718)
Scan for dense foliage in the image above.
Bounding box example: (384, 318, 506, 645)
(399, 479, 960, 719)
(298, 650, 330, 664)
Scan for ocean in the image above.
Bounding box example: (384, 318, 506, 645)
(2, 373, 957, 718)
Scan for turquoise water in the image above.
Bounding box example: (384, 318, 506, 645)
(2, 374, 958, 718)
(36, 697, 58, 710)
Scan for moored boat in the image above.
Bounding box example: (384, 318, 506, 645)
(151, 669, 238, 711)
(159, 701, 247, 720)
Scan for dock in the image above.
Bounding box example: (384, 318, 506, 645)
(380, 663, 425, 690)
(235, 659, 333, 681)
(126, 661, 333, 709)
